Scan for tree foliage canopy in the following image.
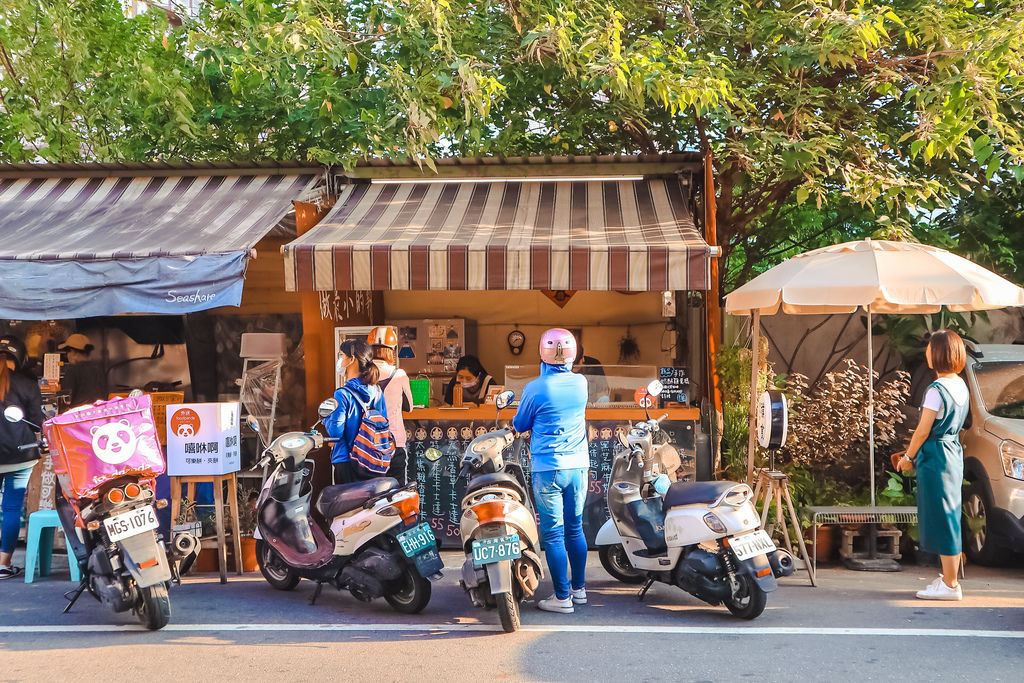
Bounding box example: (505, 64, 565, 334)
(3, 0, 1023, 286)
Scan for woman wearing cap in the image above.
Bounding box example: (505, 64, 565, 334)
(0, 335, 44, 579)
(368, 327, 413, 485)
(59, 333, 107, 407)
(512, 329, 589, 613)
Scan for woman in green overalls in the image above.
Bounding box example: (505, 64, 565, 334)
(898, 330, 969, 601)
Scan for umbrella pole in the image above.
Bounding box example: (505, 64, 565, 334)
(746, 309, 761, 485)
(868, 305, 875, 507)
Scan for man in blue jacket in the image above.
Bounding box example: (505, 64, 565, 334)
(513, 328, 589, 613)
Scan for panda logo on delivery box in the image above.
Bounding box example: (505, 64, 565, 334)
(170, 408, 201, 439)
(91, 420, 139, 465)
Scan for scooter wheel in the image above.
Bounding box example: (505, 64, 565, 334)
(724, 573, 767, 620)
(599, 545, 646, 585)
(137, 584, 171, 630)
(256, 540, 300, 591)
(384, 564, 432, 614)
(496, 591, 520, 633)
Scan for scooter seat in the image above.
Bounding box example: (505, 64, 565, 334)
(316, 478, 399, 520)
(663, 481, 737, 510)
(465, 471, 527, 501)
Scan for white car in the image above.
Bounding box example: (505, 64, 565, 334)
(960, 344, 1024, 564)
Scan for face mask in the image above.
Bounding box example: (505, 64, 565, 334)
(460, 381, 477, 390)
(337, 357, 353, 374)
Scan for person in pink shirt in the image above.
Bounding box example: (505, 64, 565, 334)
(368, 327, 413, 485)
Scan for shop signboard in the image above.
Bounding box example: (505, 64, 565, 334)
(165, 402, 241, 476)
(658, 367, 690, 404)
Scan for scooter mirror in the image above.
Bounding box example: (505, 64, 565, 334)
(495, 390, 515, 411)
(318, 398, 339, 418)
(3, 405, 24, 423)
(647, 380, 664, 398)
(244, 415, 261, 434)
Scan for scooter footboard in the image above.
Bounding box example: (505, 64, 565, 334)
(118, 531, 172, 587)
(737, 553, 778, 593)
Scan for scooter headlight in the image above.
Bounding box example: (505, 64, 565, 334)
(703, 512, 727, 534)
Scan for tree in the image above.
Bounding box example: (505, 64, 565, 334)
(3, 0, 1023, 292)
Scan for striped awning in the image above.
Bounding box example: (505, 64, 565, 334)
(283, 176, 713, 292)
(0, 170, 317, 319)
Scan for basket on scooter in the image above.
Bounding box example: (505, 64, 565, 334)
(43, 395, 165, 500)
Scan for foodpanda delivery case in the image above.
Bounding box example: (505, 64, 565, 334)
(43, 395, 165, 501)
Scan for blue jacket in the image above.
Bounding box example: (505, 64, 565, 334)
(324, 379, 387, 464)
(512, 363, 589, 472)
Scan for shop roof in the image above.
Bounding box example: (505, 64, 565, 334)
(283, 173, 713, 293)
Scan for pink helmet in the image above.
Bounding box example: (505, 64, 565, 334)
(539, 328, 577, 366)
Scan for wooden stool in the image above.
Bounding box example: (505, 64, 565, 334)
(169, 473, 243, 584)
(752, 469, 816, 586)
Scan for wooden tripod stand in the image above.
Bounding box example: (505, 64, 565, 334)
(752, 469, 816, 587)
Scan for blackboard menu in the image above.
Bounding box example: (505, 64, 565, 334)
(408, 414, 698, 549)
(658, 367, 690, 404)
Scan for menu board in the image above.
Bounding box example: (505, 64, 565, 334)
(658, 367, 691, 404)
(409, 415, 697, 548)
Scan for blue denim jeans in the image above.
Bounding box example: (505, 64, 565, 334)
(1, 466, 33, 555)
(532, 468, 588, 600)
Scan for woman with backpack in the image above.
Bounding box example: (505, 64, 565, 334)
(0, 335, 44, 580)
(325, 339, 393, 485)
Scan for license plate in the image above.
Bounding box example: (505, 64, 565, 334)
(396, 523, 437, 558)
(472, 534, 522, 566)
(103, 505, 158, 542)
(728, 529, 777, 561)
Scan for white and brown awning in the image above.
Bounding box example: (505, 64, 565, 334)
(0, 163, 318, 319)
(283, 176, 714, 292)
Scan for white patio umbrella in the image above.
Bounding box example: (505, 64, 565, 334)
(725, 238, 1024, 505)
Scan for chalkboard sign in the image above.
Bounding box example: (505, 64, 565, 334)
(658, 367, 690, 404)
(408, 414, 698, 549)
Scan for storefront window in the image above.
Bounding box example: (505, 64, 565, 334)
(505, 364, 660, 407)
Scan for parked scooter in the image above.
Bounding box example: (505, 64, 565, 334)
(249, 399, 444, 612)
(3, 398, 198, 630)
(457, 391, 544, 632)
(596, 381, 795, 619)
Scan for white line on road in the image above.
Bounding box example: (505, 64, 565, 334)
(1, 624, 1023, 639)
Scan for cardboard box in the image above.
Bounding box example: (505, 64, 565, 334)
(165, 402, 241, 476)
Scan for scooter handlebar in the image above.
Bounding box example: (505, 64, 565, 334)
(18, 442, 40, 451)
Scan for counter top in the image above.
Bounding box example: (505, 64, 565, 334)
(403, 406, 700, 421)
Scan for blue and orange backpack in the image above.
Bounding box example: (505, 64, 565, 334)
(344, 387, 396, 476)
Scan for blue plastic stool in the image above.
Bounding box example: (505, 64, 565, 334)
(24, 509, 81, 584)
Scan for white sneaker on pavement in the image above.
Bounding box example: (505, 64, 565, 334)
(916, 577, 962, 601)
(570, 588, 587, 605)
(537, 594, 575, 613)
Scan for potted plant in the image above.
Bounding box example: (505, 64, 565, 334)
(232, 486, 260, 572)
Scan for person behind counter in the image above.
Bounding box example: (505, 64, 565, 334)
(512, 328, 589, 614)
(58, 333, 107, 407)
(443, 355, 494, 406)
(574, 343, 609, 403)
(325, 339, 387, 485)
(0, 335, 44, 580)
(368, 327, 413, 485)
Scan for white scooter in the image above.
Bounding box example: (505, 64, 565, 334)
(249, 400, 444, 613)
(596, 381, 795, 619)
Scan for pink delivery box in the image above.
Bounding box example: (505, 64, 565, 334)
(43, 395, 166, 500)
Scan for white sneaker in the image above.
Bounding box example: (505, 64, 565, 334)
(570, 588, 587, 605)
(537, 594, 574, 613)
(916, 578, 962, 601)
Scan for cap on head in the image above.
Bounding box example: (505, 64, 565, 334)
(0, 335, 27, 369)
(59, 333, 94, 354)
(367, 326, 398, 349)
(539, 328, 577, 366)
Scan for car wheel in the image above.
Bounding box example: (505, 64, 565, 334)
(962, 481, 1009, 566)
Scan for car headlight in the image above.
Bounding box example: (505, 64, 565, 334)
(999, 440, 1024, 481)
(703, 512, 727, 534)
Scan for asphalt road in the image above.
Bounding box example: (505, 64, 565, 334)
(1, 551, 1021, 682)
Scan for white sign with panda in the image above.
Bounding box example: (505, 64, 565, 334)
(165, 402, 241, 476)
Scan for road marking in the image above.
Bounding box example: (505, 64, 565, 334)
(1, 624, 1023, 639)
